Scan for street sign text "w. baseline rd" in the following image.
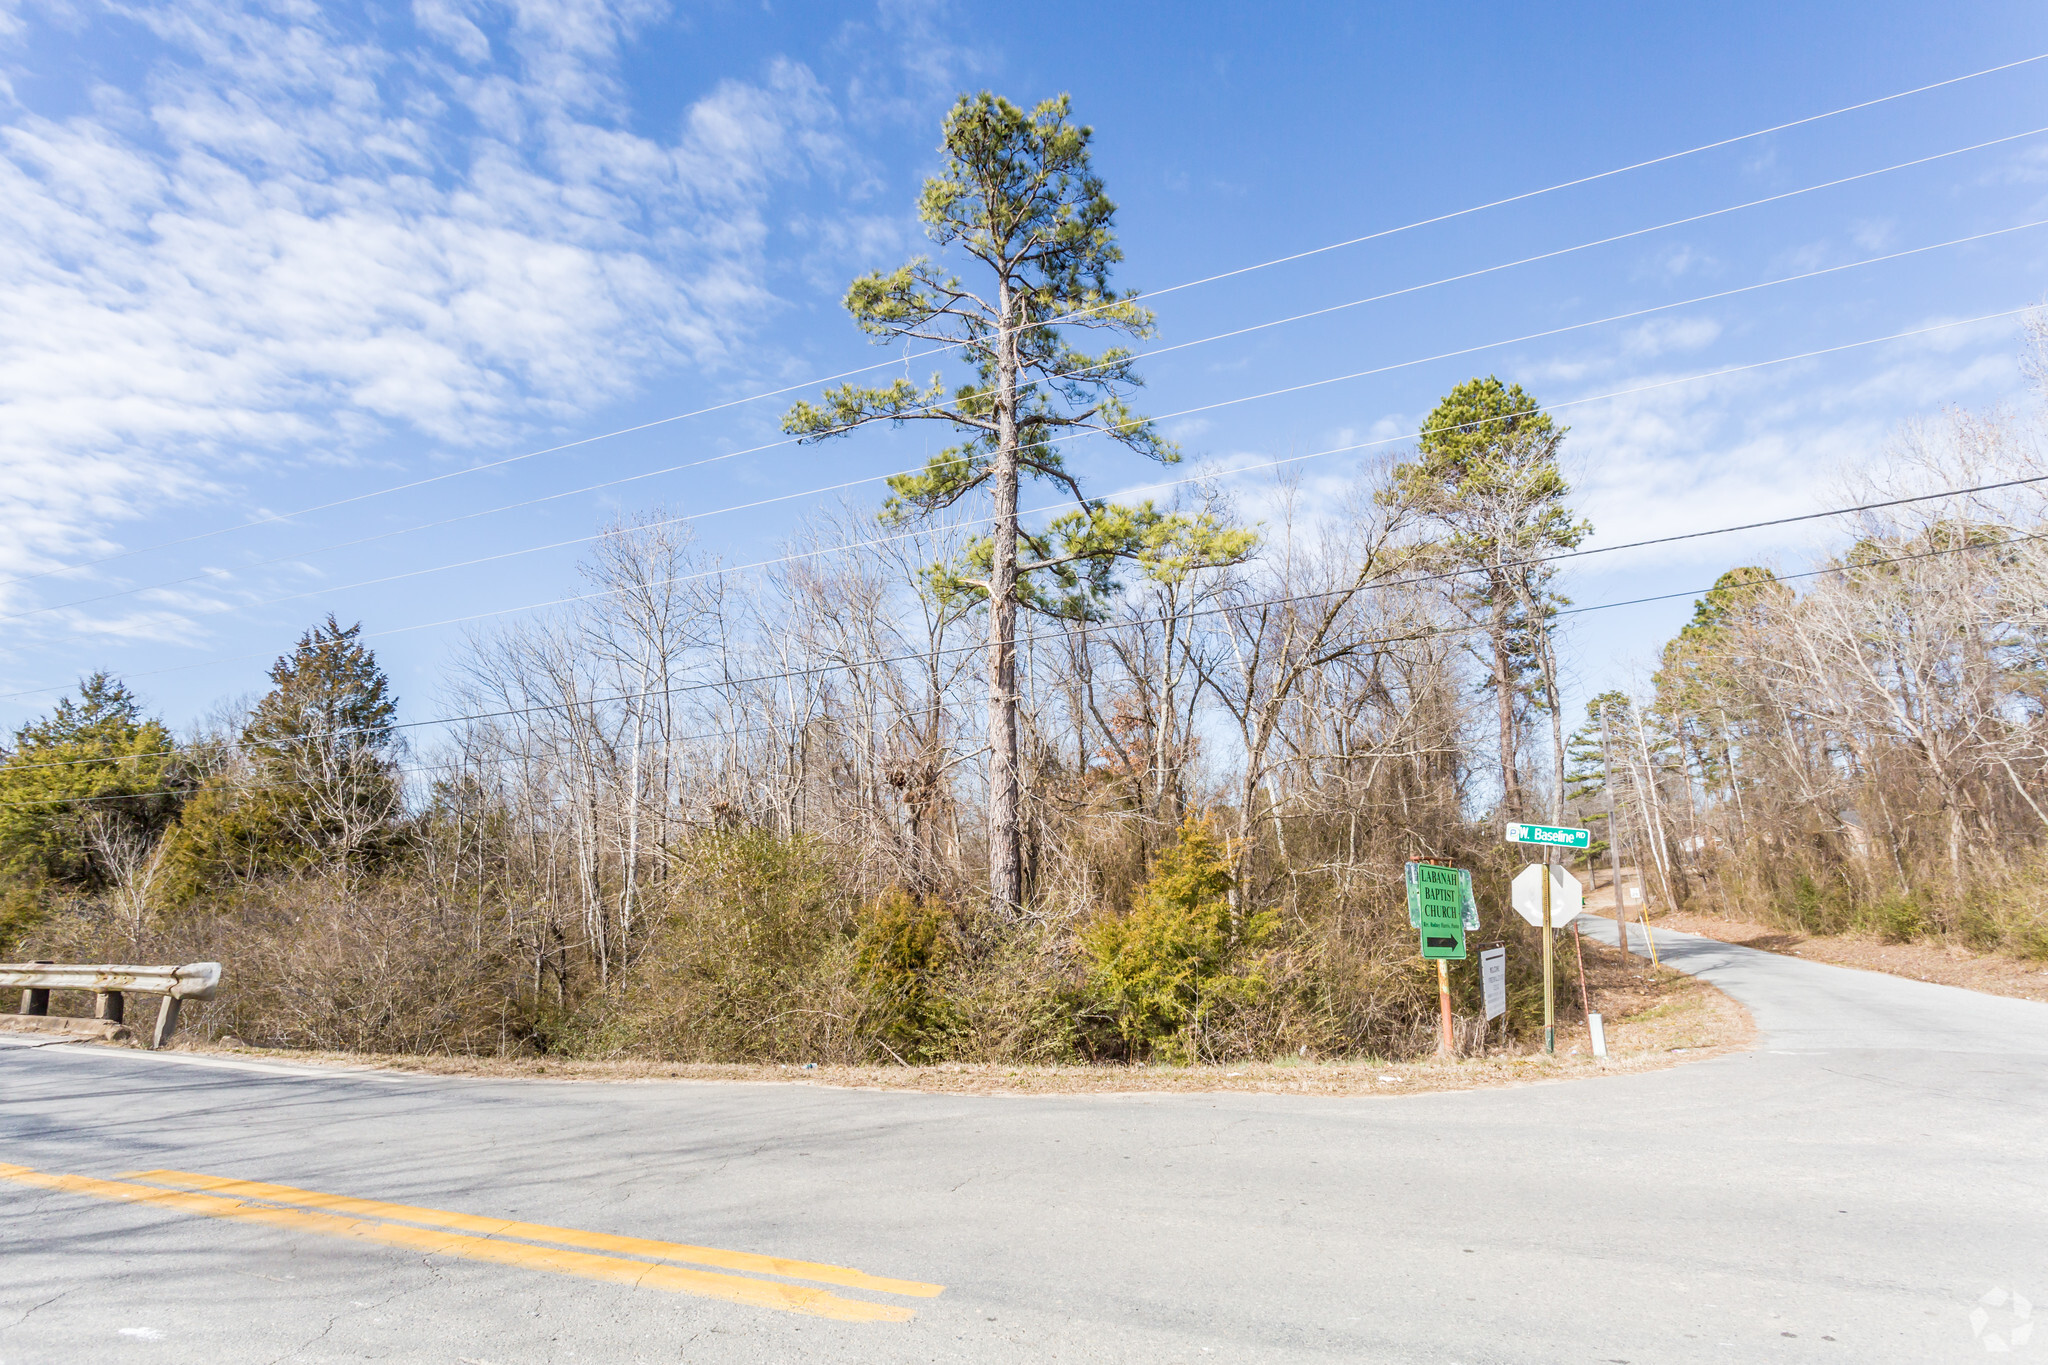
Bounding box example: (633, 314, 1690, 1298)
(1504, 821, 1591, 850)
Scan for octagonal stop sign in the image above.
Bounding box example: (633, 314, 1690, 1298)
(1511, 864, 1584, 929)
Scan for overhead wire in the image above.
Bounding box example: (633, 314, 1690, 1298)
(18, 122, 2048, 629)
(7, 50, 2041, 592)
(0, 299, 2033, 708)
(5, 522, 2040, 808)
(6, 444, 2043, 780)
(8, 211, 2039, 654)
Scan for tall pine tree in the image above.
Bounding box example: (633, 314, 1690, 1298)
(784, 93, 1246, 916)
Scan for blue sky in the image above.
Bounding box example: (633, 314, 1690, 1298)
(4, 0, 2047, 739)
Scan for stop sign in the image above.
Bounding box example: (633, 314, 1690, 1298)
(1511, 864, 1584, 928)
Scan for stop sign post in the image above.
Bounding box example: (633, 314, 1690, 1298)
(1506, 821, 1589, 1055)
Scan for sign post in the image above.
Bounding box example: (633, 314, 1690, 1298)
(1506, 823, 1589, 1055)
(1543, 862, 1553, 1054)
(1407, 861, 1468, 1056)
(1436, 959, 1453, 1056)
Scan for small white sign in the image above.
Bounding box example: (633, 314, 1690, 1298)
(1588, 1013, 1608, 1058)
(1625, 884, 1643, 904)
(1480, 947, 1507, 1021)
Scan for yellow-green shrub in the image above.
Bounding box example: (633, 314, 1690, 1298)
(854, 888, 962, 1062)
(1080, 816, 1276, 1063)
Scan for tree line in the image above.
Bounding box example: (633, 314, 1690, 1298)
(1570, 369, 2048, 952)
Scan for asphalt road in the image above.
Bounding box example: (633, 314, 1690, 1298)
(3, 918, 2044, 1364)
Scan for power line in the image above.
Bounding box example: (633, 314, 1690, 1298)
(19, 212, 2045, 670)
(22, 123, 2046, 630)
(4, 524, 2038, 809)
(1113, 52, 2048, 304)
(7, 453, 2043, 779)
(8, 52, 2039, 592)
(2, 300, 2030, 708)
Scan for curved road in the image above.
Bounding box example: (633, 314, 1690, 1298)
(3, 918, 2043, 1363)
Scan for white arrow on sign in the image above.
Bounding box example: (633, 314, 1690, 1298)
(1510, 864, 1584, 929)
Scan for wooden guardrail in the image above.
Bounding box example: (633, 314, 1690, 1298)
(0, 961, 222, 1049)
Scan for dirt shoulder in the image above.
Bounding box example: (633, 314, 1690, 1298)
(19, 947, 1748, 1097)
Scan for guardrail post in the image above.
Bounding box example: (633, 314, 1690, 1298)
(22, 959, 52, 1015)
(150, 996, 183, 1050)
(95, 991, 125, 1025)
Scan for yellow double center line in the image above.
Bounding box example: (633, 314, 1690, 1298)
(0, 1163, 940, 1323)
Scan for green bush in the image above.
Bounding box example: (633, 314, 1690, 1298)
(1858, 892, 1925, 944)
(1786, 873, 1854, 936)
(854, 888, 962, 1062)
(0, 883, 46, 957)
(1080, 817, 1276, 1063)
(1955, 854, 2048, 959)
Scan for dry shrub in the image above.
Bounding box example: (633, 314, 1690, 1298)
(576, 829, 873, 1062)
(20, 877, 519, 1053)
(1958, 849, 2048, 958)
(14, 821, 1587, 1067)
(1687, 839, 2048, 959)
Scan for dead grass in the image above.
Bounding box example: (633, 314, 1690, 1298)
(40, 945, 1748, 1098)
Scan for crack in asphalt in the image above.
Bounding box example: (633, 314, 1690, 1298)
(262, 1258, 445, 1365)
(1, 1287, 72, 1331)
(1818, 1064, 1972, 1101)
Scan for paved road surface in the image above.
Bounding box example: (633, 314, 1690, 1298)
(4, 918, 2044, 1363)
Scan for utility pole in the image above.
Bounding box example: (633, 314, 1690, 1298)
(1600, 703, 1628, 964)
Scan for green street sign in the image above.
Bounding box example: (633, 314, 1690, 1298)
(1406, 861, 1467, 960)
(1504, 821, 1591, 850)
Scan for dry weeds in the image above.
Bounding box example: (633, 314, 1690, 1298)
(41, 946, 1751, 1098)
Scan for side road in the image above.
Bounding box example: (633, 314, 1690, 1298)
(1581, 912, 2048, 1054)
(1579, 864, 2048, 1005)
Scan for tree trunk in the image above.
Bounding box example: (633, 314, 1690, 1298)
(1533, 604, 1565, 827)
(1490, 586, 1520, 817)
(987, 282, 1024, 917)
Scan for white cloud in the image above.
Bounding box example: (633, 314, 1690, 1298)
(786, 207, 919, 292)
(1621, 315, 1722, 358)
(0, 0, 843, 603)
(834, 0, 984, 133)
(1641, 242, 1716, 281)
(1850, 218, 1896, 252)
(1991, 142, 2048, 186)
(1558, 317, 2024, 582)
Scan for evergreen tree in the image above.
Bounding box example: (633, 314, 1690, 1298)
(0, 674, 184, 951)
(783, 92, 1248, 916)
(0, 673, 183, 888)
(165, 616, 402, 893)
(1387, 376, 1588, 818)
(247, 615, 400, 870)
(1651, 566, 1785, 812)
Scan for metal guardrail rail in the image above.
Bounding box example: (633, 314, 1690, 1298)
(0, 961, 222, 1049)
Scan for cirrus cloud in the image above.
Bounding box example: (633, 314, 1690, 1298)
(0, 0, 844, 593)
